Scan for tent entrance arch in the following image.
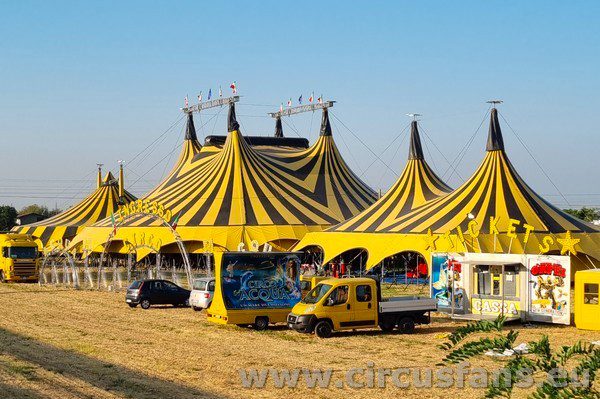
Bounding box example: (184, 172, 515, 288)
(96, 211, 193, 288)
(377, 251, 429, 294)
(39, 248, 86, 288)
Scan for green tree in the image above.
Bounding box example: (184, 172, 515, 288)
(0, 205, 18, 231)
(563, 207, 600, 223)
(19, 204, 62, 219)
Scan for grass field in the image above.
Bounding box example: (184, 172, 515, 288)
(0, 283, 598, 399)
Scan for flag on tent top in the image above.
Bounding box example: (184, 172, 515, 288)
(298, 94, 303, 105)
(287, 98, 292, 107)
(317, 95, 323, 104)
(230, 81, 237, 94)
(219, 86, 223, 97)
(208, 88, 212, 100)
(184, 95, 189, 107)
(279, 103, 283, 112)
(309, 92, 314, 103)
(198, 92, 202, 102)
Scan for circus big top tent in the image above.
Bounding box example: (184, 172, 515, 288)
(296, 108, 600, 270)
(70, 103, 377, 258)
(12, 166, 136, 250)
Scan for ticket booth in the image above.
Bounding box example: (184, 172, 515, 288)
(431, 252, 571, 325)
(575, 269, 600, 331)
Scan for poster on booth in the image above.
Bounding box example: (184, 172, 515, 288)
(431, 253, 465, 312)
(527, 255, 570, 325)
(221, 252, 302, 310)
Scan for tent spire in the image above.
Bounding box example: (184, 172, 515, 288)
(185, 112, 198, 141)
(408, 120, 425, 160)
(486, 103, 505, 151)
(96, 164, 103, 189)
(320, 108, 332, 136)
(227, 102, 240, 132)
(274, 116, 284, 138)
(118, 161, 124, 198)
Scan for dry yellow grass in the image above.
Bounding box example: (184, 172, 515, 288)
(0, 283, 598, 399)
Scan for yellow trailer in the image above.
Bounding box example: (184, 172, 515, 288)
(0, 233, 40, 283)
(574, 269, 600, 331)
(207, 251, 302, 330)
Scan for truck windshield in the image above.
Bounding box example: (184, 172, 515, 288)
(8, 247, 37, 259)
(301, 284, 332, 304)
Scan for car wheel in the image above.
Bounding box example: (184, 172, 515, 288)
(192, 306, 202, 311)
(398, 317, 415, 334)
(128, 303, 137, 308)
(140, 299, 151, 310)
(253, 316, 269, 331)
(314, 320, 333, 338)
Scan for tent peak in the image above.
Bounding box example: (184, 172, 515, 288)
(185, 112, 198, 141)
(102, 171, 116, 185)
(486, 108, 505, 152)
(274, 116, 284, 138)
(228, 102, 240, 132)
(408, 120, 425, 160)
(320, 108, 332, 136)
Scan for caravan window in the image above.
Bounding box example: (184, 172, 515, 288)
(476, 265, 491, 295)
(503, 265, 518, 297)
(584, 283, 599, 305)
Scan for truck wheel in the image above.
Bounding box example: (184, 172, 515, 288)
(140, 299, 151, 310)
(253, 316, 269, 331)
(379, 320, 395, 333)
(314, 320, 333, 338)
(398, 317, 415, 334)
(0, 271, 5, 283)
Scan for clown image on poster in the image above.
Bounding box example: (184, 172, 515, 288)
(527, 257, 570, 325)
(221, 252, 302, 310)
(431, 254, 464, 311)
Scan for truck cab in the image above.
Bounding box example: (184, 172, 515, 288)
(287, 277, 436, 338)
(0, 233, 40, 283)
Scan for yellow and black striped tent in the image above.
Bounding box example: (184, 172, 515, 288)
(330, 120, 452, 233)
(71, 104, 377, 256)
(12, 168, 136, 251)
(296, 108, 600, 269)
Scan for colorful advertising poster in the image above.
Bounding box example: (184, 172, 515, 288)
(527, 256, 571, 325)
(221, 252, 302, 310)
(431, 253, 465, 312)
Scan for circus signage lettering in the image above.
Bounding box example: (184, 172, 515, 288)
(471, 298, 520, 316)
(426, 215, 581, 255)
(116, 199, 173, 223)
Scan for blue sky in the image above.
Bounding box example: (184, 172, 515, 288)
(1, 1, 599, 210)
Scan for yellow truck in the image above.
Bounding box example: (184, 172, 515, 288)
(287, 277, 437, 338)
(0, 233, 40, 283)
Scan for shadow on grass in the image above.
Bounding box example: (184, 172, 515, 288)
(0, 381, 43, 399)
(0, 327, 225, 399)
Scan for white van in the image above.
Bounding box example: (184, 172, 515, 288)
(189, 277, 215, 311)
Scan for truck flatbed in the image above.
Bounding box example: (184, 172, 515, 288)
(379, 296, 438, 313)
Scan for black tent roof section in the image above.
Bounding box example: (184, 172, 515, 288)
(184, 112, 198, 141)
(203, 135, 309, 148)
(320, 108, 332, 136)
(408, 121, 425, 160)
(274, 116, 284, 138)
(486, 108, 505, 151)
(227, 102, 240, 132)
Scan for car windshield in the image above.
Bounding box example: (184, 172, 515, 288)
(129, 281, 142, 289)
(193, 280, 207, 290)
(301, 284, 332, 304)
(9, 247, 37, 259)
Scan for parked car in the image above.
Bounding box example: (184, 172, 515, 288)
(126, 279, 191, 309)
(189, 277, 215, 311)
